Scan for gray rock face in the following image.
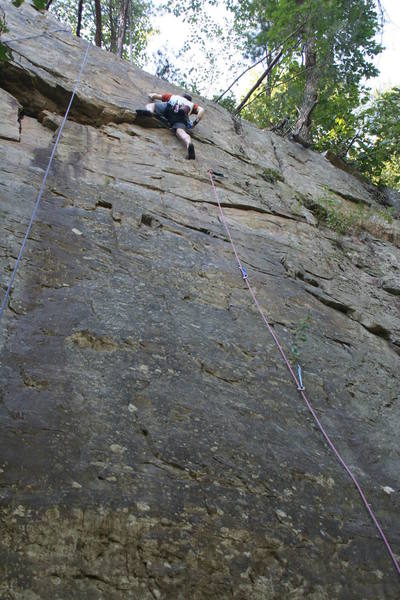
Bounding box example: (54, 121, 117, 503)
(380, 186, 400, 216)
(0, 2, 399, 599)
(0, 88, 21, 141)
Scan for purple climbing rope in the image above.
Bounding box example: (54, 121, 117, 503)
(208, 169, 400, 578)
(0, 41, 91, 324)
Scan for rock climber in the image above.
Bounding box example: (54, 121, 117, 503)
(142, 92, 205, 160)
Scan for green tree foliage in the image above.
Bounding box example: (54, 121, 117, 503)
(351, 87, 400, 189)
(1, 0, 151, 64)
(50, 0, 153, 64)
(229, 0, 382, 144)
(229, 2, 400, 189)
(33, 0, 48, 8)
(213, 92, 236, 112)
(242, 76, 371, 154)
(380, 156, 400, 191)
(102, 0, 152, 60)
(162, 0, 246, 97)
(0, 11, 11, 63)
(153, 47, 202, 93)
(12, 0, 47, 9)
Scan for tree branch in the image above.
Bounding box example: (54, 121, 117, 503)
(242, 64, 314, 111)
(76, 0, 84, 38)
(94, 0, 102, 47)
(215, 55, 271, 104)
(234, 49, 283, 114)
(216, 19, 306, 104)
(342, 131, 361, 157)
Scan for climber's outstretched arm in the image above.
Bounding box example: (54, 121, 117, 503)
(148, 93, 163, 101)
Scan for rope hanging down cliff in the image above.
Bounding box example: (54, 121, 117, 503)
(0, 34, 397, 581)
(0, 40, 90, 324)
(208, 169, 400, 579)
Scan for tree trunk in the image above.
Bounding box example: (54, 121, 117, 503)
(129, 0, 133, 63)
(264, 49, 274, 99)
(293, 39, 319, 146)
(108, 0, 117, 53)
(117, 0, 129, 58)
(76, 0, 84, 38)
(235, 49, 283, 114)
(94, 0, 102, 47)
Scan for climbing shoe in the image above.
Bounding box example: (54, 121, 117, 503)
(188, 143, 195, 160)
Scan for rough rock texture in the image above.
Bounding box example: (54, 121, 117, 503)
(0, 2, 399, 599)
(381, 187, 400, 216)
(0, 87, 21, 141)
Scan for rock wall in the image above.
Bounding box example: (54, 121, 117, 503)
(0, 2, 399, 598)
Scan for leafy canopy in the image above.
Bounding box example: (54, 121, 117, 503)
(352, 87, 400, 189)
(230, 0, 381, 108)
(0, 12, 11, 63)
(49, 0, 153, 64)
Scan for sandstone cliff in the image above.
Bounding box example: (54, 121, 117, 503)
(0, 2, 399, 598)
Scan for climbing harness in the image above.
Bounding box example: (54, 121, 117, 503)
(0, 40, 91, 324)
(208, 169, 400, 577)
(167, 94, 194, 116)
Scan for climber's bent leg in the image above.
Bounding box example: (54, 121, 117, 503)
(175, 127, 195, 159)
(175, 127, 191, 147)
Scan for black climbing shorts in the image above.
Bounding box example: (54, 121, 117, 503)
(154, 101, 188, 131)
(170, 122, 187, 131)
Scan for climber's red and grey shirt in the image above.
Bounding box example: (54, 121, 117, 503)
(161, 93, 199, 116)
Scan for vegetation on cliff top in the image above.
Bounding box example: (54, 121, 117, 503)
(0, 0, 399, 190)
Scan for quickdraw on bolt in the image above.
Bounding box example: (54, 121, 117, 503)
(297, 364, 305, 391)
